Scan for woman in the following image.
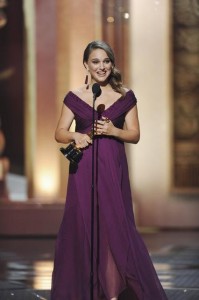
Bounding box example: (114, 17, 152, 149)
(51, 41, 168, 300)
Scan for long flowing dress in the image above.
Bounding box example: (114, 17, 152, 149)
(51, 90, 168, 300)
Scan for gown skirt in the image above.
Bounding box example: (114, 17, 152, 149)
(50, 90, 168, 300)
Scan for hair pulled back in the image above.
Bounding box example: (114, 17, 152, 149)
(83, 41, 126, 96)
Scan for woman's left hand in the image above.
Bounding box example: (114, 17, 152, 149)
(95, 117, 115, 136)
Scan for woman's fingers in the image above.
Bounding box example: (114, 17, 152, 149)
(95, 118, 112, 135)
(75, 134, 92, 148)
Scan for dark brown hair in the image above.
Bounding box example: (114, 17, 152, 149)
(83, 41, 126, 96)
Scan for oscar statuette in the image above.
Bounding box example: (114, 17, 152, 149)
(60, 141, 83, 165)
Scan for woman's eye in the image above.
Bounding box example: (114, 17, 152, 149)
(91, 59, 110, 64)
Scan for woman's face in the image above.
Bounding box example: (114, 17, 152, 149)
(85, 49, 113, 85)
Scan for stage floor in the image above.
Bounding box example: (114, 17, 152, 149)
(0, 230, 198, 299)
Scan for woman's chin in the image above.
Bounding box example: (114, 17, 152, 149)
(94, 78, 109, 86)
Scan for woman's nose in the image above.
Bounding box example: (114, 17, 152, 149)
(99, 62, 105, 69)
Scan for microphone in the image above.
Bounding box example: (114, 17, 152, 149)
(92, 83, 101, 99)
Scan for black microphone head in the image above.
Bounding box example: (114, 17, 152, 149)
(92, 83, 101, 97)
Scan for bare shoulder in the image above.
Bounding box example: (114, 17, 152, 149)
(123, 87, 131, 93)
(71, 86, 85, 97)
(72, 85, 84, 93)
(123, 87, 137, 97)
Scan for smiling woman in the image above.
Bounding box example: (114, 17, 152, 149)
(51, 40, 167, 300)
(83, 41, 125, 96)
(85, 50, 112, 83)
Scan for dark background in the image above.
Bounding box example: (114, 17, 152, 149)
(0, 0, 24, 175)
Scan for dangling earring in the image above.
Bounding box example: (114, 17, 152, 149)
(85, 73, 88, 85)
(85, 70, 89, 89)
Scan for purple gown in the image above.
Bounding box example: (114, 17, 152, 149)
(51, 90, 168, 300)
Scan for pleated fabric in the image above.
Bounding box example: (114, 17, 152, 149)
(51, 90, 168, 300)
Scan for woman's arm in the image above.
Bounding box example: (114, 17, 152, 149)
(95, 105, 140, 144)
(55, 104, 92, 148)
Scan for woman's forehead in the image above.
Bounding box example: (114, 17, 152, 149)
(88, 48, 109, 59)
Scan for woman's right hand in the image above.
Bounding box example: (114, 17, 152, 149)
(73, 132, 92, 149)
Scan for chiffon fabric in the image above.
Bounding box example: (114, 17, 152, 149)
(51, 90, 168, 300)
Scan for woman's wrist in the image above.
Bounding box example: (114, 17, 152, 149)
(112, 127, 140, 143)
(111, 126, 120, 138)
(70, 132, 77, 141)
